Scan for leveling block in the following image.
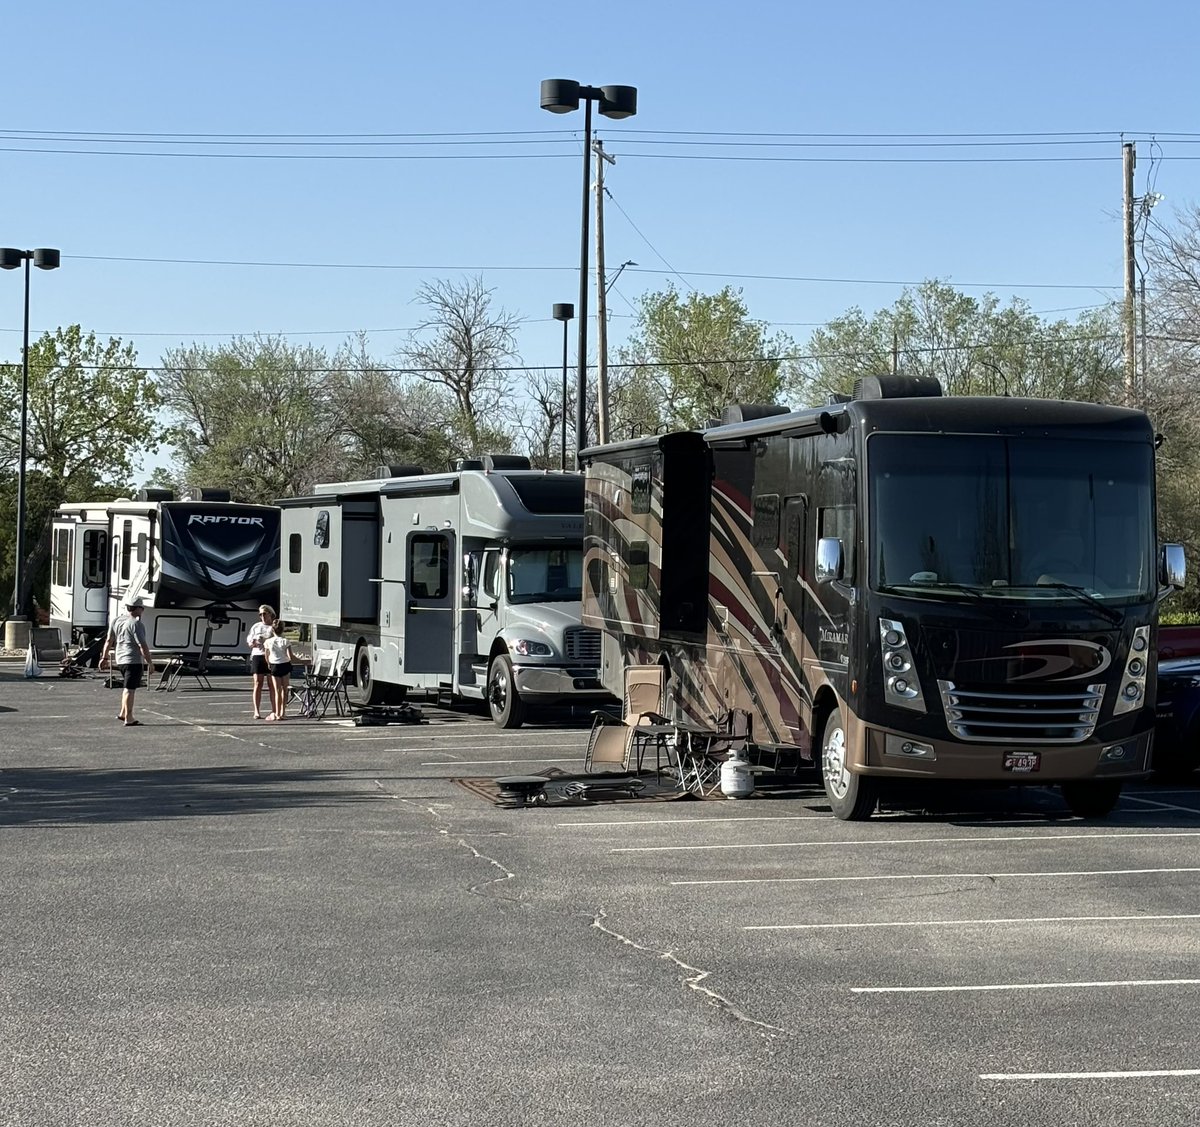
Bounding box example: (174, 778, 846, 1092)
(349, 703, 427, 727)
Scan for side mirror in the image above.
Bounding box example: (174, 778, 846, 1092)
(816, 537, 844, 584)
(1161, 543, 1186, 592)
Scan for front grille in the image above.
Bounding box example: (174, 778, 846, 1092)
(937, 680, 1106, 743)
(564, 627, 601, 664)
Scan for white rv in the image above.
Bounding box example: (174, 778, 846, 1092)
(50, 488, 280, 656)
(278, 457, 609, 727)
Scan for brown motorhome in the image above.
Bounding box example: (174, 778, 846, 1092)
(581, 377, 1186, 820)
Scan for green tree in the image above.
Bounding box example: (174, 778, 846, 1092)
(795, 280, 1124, 405)
(0, 325, 160, 615)
(156, 335, 353, 503)
(614, 285, 796, 434)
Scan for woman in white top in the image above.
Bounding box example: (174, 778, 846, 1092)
(262, 621, 295, 721)
(246, 604, 276, 720)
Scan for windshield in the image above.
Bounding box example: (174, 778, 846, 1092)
(868, 434, 1155, 603)
(507, 546, 583, 604)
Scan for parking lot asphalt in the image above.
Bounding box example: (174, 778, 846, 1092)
(3, 662, 1200, 1127)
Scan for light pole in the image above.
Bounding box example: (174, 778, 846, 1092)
(540, 79, 637, 465)
(1, 247, 60, 642)
(552, 303, 574, 470)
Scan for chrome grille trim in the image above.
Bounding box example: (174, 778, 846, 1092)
(937, 680, 1106, 743)
(564, 627, 601, 664)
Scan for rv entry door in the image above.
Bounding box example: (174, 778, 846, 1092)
(404, 531, 455, 675)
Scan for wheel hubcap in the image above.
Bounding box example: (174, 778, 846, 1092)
(823, 726, 850, 800)
(490, 668, 508, 710)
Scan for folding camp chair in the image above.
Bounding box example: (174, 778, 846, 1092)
(299, 650, 350, 719)
(674, 708, 752, 797)
(156, 626, 214, 692)
(583, 664, 671, 774)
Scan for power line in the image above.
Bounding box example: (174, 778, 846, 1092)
(59, 254, 1121, 291)
(5, 331, 1161, 378)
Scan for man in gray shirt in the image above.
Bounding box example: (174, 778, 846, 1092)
(99, 596, 155, 726)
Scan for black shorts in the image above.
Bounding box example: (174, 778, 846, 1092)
(269, 662, 293, 679)
(117, 663, 144, 691)
(250, 654, 269, 676)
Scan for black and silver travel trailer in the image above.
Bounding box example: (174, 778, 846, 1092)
(50, 488, 280, 655)
(278, 458, 609, 727)
(581, 377, 1187, 819)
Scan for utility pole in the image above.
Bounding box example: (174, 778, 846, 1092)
(891, 330, 899, 375)
(1122, 141, 1137, 406)
(593, 138, 616, 444)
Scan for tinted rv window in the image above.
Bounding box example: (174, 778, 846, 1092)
(315, 511, 330, 548)
(507, 475, 585, 515)
(289, 533, 302, 573)
(631, 466, 651, 514)
(136, 533, 148, 564)
(628, 540, 650, 590)
(317, 562, 329, 598)
(82, 529, 107, 588)
(753, 493, 780, 551)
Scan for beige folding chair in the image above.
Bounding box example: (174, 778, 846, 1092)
(583, 664, 671, 774)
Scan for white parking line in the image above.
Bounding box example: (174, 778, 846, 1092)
(673, 866, 1200, 886)
(1122, 794, 1200, 815)
(421, 757, 580, 766)
(746, 913, 1200, 931)
(854, 978, 1200, 994)
(344, 731, 583, 742)
(981, 1068, 1200, 1081)
(613, 829, 1200, 853)
(557, 815, 816, 828)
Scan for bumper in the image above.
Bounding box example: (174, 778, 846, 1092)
(856, 722, 1154, 781)
(513, 664, 608, 699)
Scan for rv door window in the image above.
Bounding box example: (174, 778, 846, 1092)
(314, 510, 330, 549)
(627, 541, 650, 591)
(136, 533, 148, 564)
(753, 493, 780, 551)
(52, 527, 71, 588)
(289, 533, 302, 573)
(82, 529, 107, 588)
(410, 535, 449, 599)
(317, 562, 330, 598)
(120, 520, 133, 581)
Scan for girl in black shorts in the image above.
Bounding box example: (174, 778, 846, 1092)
(262, 621, 295, 721)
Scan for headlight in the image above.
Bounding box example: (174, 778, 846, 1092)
(512, 638, 552, 656)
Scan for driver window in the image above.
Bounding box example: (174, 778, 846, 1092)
(481, 551, 501, 601)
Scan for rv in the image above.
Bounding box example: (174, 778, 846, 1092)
(277, 457, 609, 727)
(50, 488, 281, 655)
(581, 377, 1186, 820)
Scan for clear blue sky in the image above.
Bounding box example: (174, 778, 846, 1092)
(6, 0, 1200, 477)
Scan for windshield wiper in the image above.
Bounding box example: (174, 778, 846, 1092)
(1024, 582, 1122, 625)
(886, 581, 987, 602)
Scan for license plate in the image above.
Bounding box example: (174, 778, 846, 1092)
(1003, 751, 1041, 773)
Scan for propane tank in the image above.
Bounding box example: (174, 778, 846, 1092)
(719, 747, 755, 799)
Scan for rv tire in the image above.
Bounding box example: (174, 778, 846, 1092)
(487, 654, 526, 729)
(820, 705, 879, 821)
(1061, 780, 1122, 818)
(352, 645, 385, 708)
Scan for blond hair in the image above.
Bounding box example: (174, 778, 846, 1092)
(258, 605, 276, 617)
